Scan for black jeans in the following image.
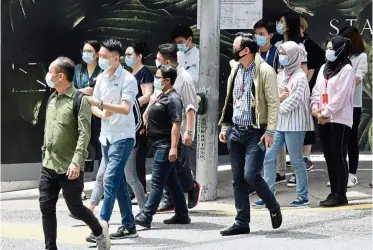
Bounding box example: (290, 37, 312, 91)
(348, 107, 361, 174)
(39, 167, 102, 250)
(319, 123, 350, 195)
(163, 143, 195, 204)
(143, 144, 188, 220)
(227, 126, 279, 227)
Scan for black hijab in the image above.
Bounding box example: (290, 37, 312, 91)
(323, 36, 352, 79)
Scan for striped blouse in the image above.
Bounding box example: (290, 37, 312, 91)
(276, 68, 315, 132)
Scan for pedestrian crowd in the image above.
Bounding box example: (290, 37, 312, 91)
(39, 12, 369, 249)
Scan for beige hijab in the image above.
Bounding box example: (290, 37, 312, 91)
(279, 41, 307, 82)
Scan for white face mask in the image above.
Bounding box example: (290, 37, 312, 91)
(45, 72, 58, 88)
(154, 78, 164, 91)
(155, 59, 161, 68)
(99, 57, 112, 71)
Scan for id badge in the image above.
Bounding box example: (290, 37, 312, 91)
(322, 94, 328, 104)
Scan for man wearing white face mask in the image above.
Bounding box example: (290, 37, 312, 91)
(86, 38, 139, 239)
(40, 57, 110, 250)
(171, 24, 200, 85)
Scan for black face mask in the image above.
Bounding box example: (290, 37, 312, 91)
(233, 48, 245, 61)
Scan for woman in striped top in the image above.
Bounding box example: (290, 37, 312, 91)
(255, 41, 314, 208)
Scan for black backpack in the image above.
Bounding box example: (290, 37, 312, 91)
(47, 91, 96, 162)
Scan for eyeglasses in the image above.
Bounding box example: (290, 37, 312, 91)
(154, 76, 164, 79)
(81, 49, 95, 54)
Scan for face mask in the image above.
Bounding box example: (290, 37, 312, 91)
(155, 59, 161, 68)
(276, 23, 284, 35)
(82, 52, 94, 64)
(177, 43, 188, 52)
(45, 72, 59, 88)
(279, 55, 289, 66)
(255, 35, 267, 47)
(98, 57, 112, 71)
(154, 78, 164, 90)
(125, 56, 135, 68)
(325, 43, 345, 62)
(233, 48, 245, 62)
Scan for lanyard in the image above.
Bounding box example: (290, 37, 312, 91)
(324, 71, 337, 93)
(259, 46, 272, 63)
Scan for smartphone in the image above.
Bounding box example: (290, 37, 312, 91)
(257, 139, 266, 152)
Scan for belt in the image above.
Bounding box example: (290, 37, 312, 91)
(234, 124, 255, 131)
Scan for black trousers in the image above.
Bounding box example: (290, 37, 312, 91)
(319, 123, 350, 196)
(348, 107, 361, 174)
(136, 131, 148, 193)
(39, 167, 102, 250)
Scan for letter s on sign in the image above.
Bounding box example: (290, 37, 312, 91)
(329, 19, 339, 35)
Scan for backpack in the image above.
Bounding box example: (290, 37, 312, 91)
(47, 91, 96, 163)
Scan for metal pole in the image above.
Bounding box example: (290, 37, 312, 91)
(196, 0, 220, 201)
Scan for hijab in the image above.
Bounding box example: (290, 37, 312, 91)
(323, 36, 352, 79)
(279, 41, 307, 82)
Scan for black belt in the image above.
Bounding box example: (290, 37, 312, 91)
(234, 124, 255, 131)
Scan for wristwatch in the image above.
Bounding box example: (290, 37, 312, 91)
(187, 130, 194, 136)
(98, 101, 104, 110)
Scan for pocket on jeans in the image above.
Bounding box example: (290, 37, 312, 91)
(154, 146, 170, 163)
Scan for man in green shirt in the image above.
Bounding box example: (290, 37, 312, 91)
(40, 56, 110, 250)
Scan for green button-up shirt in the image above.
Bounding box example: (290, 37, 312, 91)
(42, 85, 92, 174)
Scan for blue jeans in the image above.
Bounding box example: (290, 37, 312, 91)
(143, 144, 188, 221)
(264, 131, 308, 200)
(227, 126, 279, 227)
(100, 138, 135, 228)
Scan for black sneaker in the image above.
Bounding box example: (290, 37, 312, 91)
(164, 215, 191, 225)
(86, 232, 96, 243)
(188, 181, 201, 209)
(270, 207, 282, 229)
(110, 226, 138, 239)
(320, 194, 348, 207)
(275, 173, 286, 184)
(134, 213, 151, 229)
(286, 161, 292, 167)
(303, 157, 314, 171)
(370, 182, 372, 188)
(220, 223, 250, 236)
(248, 185, 256, 196)
(319, 193, 336, 206)
(156, 202, 175, 213)
(287, 174, 296, 187)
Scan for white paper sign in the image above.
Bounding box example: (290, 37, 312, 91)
(197, 0, 263, 30)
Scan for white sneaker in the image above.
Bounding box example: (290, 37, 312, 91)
(347, 174, 358, 188)
(327, 181, 330, 187)
(96, 220, 111, 250)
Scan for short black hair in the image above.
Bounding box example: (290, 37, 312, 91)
(253, 19, 275, 34)
(55, 56, 75, 82)
(158, 65, 178, 85)
(101, 38, 123, 55)
(127, 41, 149, 63)
(157, 43, 178, 62)
(171, 24, 193, 40)
(235, 32, 258, 54)
(282, 12, 302, 43)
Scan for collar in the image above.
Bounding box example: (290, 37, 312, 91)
(104, 65, 122, 79)
(185, 45, 196, 56)
(57, 85, 75, 98)
(239, 60, 255, 71)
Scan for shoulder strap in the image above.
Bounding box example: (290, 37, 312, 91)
(47, 91, 57, 105)
(73, 91, 85, 120)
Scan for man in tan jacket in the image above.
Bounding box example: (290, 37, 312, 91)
(218, 32, 282, 236)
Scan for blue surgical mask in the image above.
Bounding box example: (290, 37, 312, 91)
(177, 43, 188, 52)
(255, 35, 267, 47)
(325, 50, 337, 62)
(82, 52, 94, 64)
(154, 78, 164, 91)
(276, 23, 284, 35)
(125, 56, 135, 68)
(279, 55, 289, 66)
(98, 57, 112, 71)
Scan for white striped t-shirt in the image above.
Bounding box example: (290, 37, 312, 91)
(276, 68, 315, 132)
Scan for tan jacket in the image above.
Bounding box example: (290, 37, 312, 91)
(219, 53, 279, 131)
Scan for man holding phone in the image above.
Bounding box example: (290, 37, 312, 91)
(218, 32, 282, 236)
